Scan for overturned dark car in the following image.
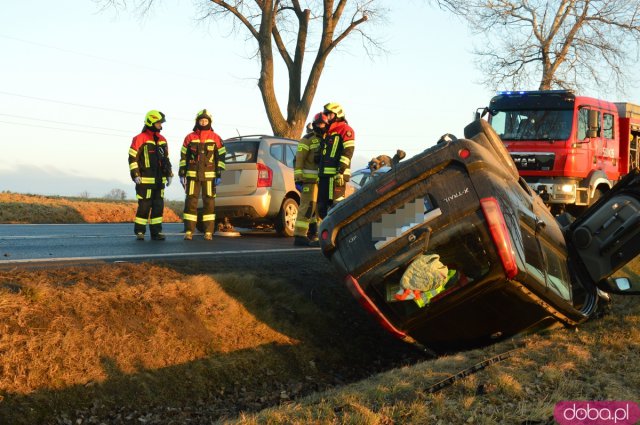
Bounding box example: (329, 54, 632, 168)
(319, 119, 640, 353)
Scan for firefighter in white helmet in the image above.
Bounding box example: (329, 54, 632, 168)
(317, 102, 355, 221)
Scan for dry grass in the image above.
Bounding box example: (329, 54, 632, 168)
(0, 192, 181, 223)
(0, 258, 423, 424)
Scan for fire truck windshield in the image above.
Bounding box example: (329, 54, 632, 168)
(489, 109, 573, 142)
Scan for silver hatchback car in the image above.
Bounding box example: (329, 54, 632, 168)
(215, 135, 301, 236)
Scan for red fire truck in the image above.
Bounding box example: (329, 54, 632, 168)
(483, 90, 640, 215)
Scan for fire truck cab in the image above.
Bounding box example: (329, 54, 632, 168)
(484, 90, 640, 215)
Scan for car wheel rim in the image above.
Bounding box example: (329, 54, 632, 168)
(285, 203, 297, 231)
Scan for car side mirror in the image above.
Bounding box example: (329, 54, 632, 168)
(597, 276, 640, 295)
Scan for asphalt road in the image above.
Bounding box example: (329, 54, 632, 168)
(0, 223, 318, 267)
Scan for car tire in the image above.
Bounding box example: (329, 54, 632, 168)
(274, 198, 298, 237)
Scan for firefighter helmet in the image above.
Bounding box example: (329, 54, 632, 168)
(145, 110, 166, 127)
(196, 109, 213, 123)
(313, 112, 329, 126)
(323, 102, 345, 119)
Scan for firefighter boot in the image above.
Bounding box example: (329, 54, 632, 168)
(184, 231, 193, 241)
(151, 233, 166, 241)
(204, 232, 213, 241)
(307, 222, 319, 243)
(136, 232, 145, 241)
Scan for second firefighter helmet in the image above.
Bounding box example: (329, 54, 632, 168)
(194, 109, 213, 130)
(323, 102, 345, 119)
(312, 112, 329, 133)
(195, 109, 213, 123)
(145, 110, 166, 127)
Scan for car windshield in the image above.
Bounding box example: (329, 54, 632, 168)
(352, 166, 391, 188)
(224, 141, 260, 163)
(490, 109, 573, 141)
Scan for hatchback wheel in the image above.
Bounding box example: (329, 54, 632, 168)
(274, 198, 298, 237)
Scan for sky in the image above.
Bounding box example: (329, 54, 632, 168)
(1, 1, 639, 201)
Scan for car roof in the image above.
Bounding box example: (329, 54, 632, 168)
(224, 134, 298, 143)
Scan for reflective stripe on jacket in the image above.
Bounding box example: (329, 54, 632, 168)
(179, 129, 226, 181)
(128, 129, 172, 187)
(294, 132, 321, 183)
(319, 120, 355, 177)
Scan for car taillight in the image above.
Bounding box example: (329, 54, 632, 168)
(344, 275, 407, 340)
(256, 163, 273, 187)
(480, 197, 518, 279)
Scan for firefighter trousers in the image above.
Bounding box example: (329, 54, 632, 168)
(294, 182, 318, 238)
(134, 186, 164, 236)
(183, 179, 216, 234)
(317, 175, 345, 220)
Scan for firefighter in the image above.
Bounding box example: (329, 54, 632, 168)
(317, 102, 355, 220)
(293, 112, 328, 247)
(128, 110, 173, 241)
(179, 109, 226, 241)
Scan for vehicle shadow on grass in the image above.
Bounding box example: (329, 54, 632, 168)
(0, 251, 430, 424)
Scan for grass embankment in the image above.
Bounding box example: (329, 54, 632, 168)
(0, 192, 183, 223)
(0, 255, 638, 424)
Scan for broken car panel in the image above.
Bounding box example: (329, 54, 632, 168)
(319, 119, 640, 352)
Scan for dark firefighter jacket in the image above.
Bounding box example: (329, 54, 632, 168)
(179, 129, 226, 181)
(128, 129, 173, 187)
(294, 131, 322, 184)
(319, 120, 355, 179)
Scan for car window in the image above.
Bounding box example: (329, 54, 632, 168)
(539, 239, 572, 301)
(270, 144, 284, 164)
(224, 141, 259, 163)
(284, 144, 296, 168)
(603, 112, 614, 140)
(351, 172, 369, 187)
(521, 224, 572, 301)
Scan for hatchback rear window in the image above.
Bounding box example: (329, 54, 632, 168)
(224, 141, 259, 163)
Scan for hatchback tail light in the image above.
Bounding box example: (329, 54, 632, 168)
(480, 197, 518, 279)
(256, 163, 273, 187)
(344, 275, 407, 340)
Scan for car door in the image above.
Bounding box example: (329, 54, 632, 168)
(566, 168, 640, 294)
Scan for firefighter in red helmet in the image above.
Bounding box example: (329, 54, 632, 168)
(128, 110, 173, 241)
(316, 102, 355, 221)
(293, 112, 328, 246)
(179, 109, 226, 241)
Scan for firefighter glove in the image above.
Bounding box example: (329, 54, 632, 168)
(215, 177, 221, 186)
(166, 176, 172, 187)
(295, 182, 303, 192)
(334, 173, 345, 187)
(134, 176, 142, 185)
(179, 176, 186, 188)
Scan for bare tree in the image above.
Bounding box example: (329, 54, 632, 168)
(436, 0, 640, 92)
(104, 188, 127, 200)
(97, 0, 384, 138)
